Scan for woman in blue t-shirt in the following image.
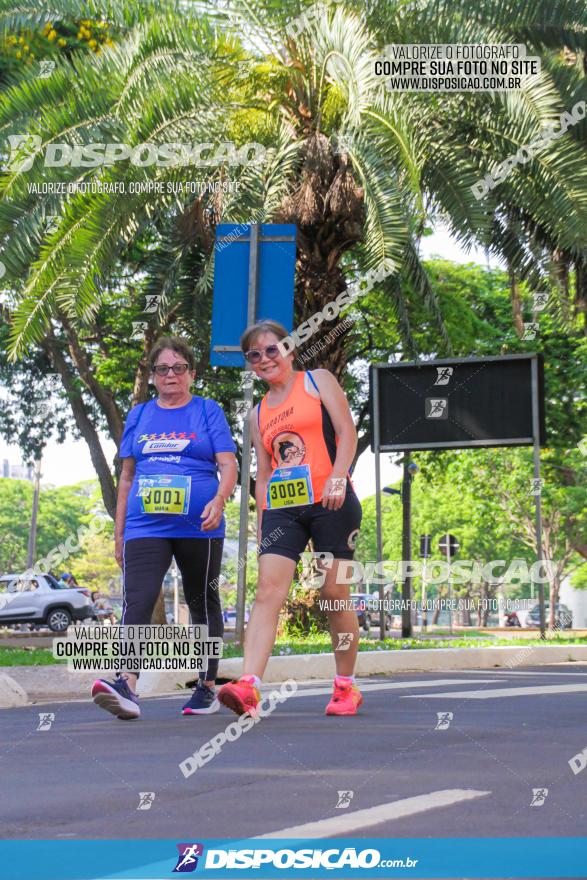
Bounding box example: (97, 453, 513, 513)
(91, 336, 237, 720)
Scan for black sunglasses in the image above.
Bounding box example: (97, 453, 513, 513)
(152, 362, 190, 376)
(244, 345, 281, 364)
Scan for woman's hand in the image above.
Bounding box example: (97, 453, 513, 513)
(322, 475, 347, 510)
(200, 495, 225, 531)
(114, 535, 124, 569)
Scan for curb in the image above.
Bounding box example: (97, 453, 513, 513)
(3, 644, 586, 703)
(0, 672, 28, 707)
(213, 643, 587, 685)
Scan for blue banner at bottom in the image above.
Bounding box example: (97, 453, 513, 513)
(0, 838, 586, 879)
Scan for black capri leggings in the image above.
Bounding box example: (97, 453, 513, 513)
(122, 537, 224, 681)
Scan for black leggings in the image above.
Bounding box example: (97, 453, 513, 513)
(122, 537, 224, 681)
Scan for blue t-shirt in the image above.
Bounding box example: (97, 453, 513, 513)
(119, 396, 236, 540)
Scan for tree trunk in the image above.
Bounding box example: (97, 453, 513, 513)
(59, 313, 125, 445)
(552, 248, 571, 326)
(44, 335, 117, 518)
(132, 324, 159, 405)
(461, 588, 472, 626)
(151, 588, 167, 624)
(549, 572, 561, 631)
(509, 266, 525, 337)
(575, 260, 587, 337)
(276, 133, 365, 382)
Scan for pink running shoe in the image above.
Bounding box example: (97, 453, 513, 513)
(325, 677, 363, 716)
(218, 675, 260, 717)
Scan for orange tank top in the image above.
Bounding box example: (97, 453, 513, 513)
(257, 371, 339, 508)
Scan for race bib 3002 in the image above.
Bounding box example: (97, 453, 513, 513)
(266, 465, 314, 509)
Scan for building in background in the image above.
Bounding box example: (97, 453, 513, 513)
(560, 577, 587, 629)
(1, 458, 34, 481)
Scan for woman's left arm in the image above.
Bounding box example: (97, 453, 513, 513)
(311, 370, 357, 510)
(201, 452, 238, 531)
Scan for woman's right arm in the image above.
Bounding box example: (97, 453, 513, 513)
(250, 406, 273, 544)
(114, 457, 136, 568)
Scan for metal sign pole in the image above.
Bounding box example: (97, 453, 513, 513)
(235, 225, 259, 645)
(26, 454, 42, 568)
(531, 357, 545, 638)
(373, 368, 386, 639)
(421, 555, 428, 633)
(173, 561, 179, 624)
(401, 455, 413, 638)
(446, 534, 453, 635)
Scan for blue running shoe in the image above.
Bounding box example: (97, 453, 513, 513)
(92, 673, 140, 720)
(182, 680, 219, 715)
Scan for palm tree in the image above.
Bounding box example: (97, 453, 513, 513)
(1, 0, 586, 401)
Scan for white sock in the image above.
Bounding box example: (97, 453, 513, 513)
(242, 674, 261, 689)
(336, 674, 355, 684)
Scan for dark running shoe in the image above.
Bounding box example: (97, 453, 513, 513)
(91, 673, 140, 720)
(182, 680, 219, 715)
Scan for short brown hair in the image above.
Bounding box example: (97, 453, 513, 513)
(149, 336, 195, 372)
(240, 320, 290, 353)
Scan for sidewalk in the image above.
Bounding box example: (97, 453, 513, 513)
(2, 643, 587, 706)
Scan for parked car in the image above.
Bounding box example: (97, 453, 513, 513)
(349, 593, 373, 632)
(223, 608, 250, 629)
(0, 573, 94, 632)
(526, 603, 573, 629)
(351, 593, 397, 633)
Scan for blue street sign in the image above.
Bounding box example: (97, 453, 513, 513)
(211, 223, 297, 367)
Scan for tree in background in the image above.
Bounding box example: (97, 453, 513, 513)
(0, 477, 94, 573)
(72, 515, 120, 593)
(357, 446, 586, 629)
(1, 0, 587, 520)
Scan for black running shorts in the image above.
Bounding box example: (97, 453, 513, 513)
(259, 489, 362, 563)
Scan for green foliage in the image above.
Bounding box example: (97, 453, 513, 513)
(357, 444, 587, 614)
(0, 477, 94, 574)
(0, 646, 66, 666)
(73, 522, 120, 592)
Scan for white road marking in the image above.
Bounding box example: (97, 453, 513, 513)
(290, 679, 499, 698)
(118, 791, 491, 875)
(449, 669, 587, 676)
(259, 789, 491, 838)
(403, 683, 587, 699)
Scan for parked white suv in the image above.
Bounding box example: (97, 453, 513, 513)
(0, 573, 94, 632)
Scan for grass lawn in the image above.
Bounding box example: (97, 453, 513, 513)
(221, 632, 587, 658)
(0, 646, 63, 666)
(1, 634, 585, 666)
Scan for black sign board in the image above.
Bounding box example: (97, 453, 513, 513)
(438, 534, 459, 559)
(370, 354, 545, 451)
(420, 535, 432, 558)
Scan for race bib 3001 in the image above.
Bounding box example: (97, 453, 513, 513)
(138, 475, 191, 515)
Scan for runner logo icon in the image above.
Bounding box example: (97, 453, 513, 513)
(173, 843, 204, 872)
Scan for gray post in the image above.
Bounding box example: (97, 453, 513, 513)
(173, 561, 180, 625)
(421, 555, 428, 633)
(235, 224, 259, 645)
(401, 455, 412, 638)
(26, 455, 42, 568)
(373, 368, 386, 639)
(446, 537, 453, 636)
(531, 357, 545, 638)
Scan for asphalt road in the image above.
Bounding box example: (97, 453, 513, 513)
(1, 665, 586, 847)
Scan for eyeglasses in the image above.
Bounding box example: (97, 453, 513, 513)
(152, 362, 190, 376)
(244, 345, 281, 364)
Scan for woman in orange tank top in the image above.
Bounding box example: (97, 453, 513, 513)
(218, 320, 364, 718)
